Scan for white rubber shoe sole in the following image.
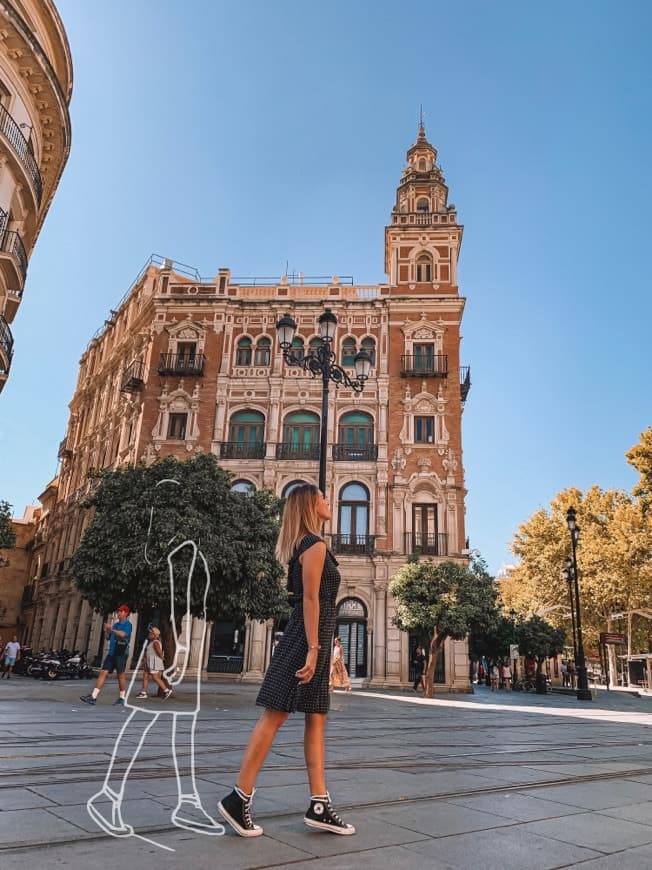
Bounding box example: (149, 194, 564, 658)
(217, 801, 264, 837)
(304, 817, 356, 835)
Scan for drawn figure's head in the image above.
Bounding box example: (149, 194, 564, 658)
(144, 478, 183, 564)
(275, 484, 329, 563)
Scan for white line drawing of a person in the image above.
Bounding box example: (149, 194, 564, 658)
(85, 479, 224, 845)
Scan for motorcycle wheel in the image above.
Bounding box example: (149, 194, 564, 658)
(46, 668, 58, 680)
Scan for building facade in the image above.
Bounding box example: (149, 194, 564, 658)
(26, 125, 473, 690)
(0, 0, 72, 393)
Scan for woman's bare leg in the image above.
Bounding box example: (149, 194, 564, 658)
(304, 712, 327, 796)
(236, 709, 289, 794)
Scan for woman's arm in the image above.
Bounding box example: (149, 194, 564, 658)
(295, 540, 326, 685)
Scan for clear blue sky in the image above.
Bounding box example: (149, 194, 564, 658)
(1, 0, 650, 574)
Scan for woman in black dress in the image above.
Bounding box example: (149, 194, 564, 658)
(218, 484, 355, 837)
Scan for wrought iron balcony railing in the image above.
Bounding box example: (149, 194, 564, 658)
(0, 229, 28, 284)
(157, 352, 205, 376)
(404, 532, 449, 557)
(0, 315, 13, 375)
(120, 360, 146, 392)
(330, 534, 375, 555)
(332, 443, 378, 461)
(0, 103, 42, 205)
(219, 441, 266, 460)
(275, 442, 320, 461)
(460, 366, 471, 403)
(400, 354, 448, 377)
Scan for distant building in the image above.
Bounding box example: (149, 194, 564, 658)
(0, 0, 72, 393)
(0, 505, 40, 639)
(25, 125, 474, 690)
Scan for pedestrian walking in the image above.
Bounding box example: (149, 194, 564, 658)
(1, 636, 20, 679)
(490, 663, 499, 691)
(218, 484, 355, 838)
(567, 660, 576, 688)
(80, 605, 133, 706)
(135, 627, 171, 700)
(502, 662, 512, 691)
(412, 646, 426, 692)
(330, 637, 351, 692)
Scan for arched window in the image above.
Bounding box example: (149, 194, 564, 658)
(281, 480, 308, 498)
(416, 197, 430, 212)
(254, 336, 271, 366)
(225, 410, 265, 458)
(416, 254, 432, 282)
(279, 411, 320, 460)
(341, 337, 357, 367)
(291, 337, 305, 360)
(308, 337, 322, 354)
(231, 479, 256, 495)
(336, 483, 371, 553)
(335, 412, 376, 461)
(361, 337, 376, 367)
(235, 337, 252, 366)
(418, 159, 427, 172)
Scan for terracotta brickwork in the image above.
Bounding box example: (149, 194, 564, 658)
(24, 126, 472, 690)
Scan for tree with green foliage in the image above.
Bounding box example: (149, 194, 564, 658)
(71, 455, 289, 652)
(0, 500, 16, 568)
(517, 615, 566, 692)
(389, 556, 497, 697)
(468, 614, 515, 672)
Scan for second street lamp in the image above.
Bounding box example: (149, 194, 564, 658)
(562, 558, 579, 665)
(275, 309, 372, 494)
(566, 507, 592, 701)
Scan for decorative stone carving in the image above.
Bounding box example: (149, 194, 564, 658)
(417, 456, 432, 469)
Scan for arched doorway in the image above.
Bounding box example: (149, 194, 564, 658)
(336, 597, 367, 678)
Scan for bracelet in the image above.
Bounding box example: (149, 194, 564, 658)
(308, 644, 321, 650)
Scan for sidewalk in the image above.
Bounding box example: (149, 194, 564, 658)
(0, 677, 651, 869)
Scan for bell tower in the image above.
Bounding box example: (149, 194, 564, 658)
(385, 122, 463, 294)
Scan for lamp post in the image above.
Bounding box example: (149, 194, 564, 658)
(566, 507, 592, 701)
(508, 608, 519, 690)
(275, 309, 372, 494)
(562, 559, 579, 664)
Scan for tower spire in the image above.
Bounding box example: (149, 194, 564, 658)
(418, 105, 426, 139)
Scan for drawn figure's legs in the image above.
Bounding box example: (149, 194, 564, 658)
(86, 709, 159, 836)
(170, 714, 224, 835)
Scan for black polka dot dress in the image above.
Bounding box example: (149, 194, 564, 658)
(256, 533, 340, 714)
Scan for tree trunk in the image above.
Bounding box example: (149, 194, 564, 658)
(535, 658, 547, 694)
(424, 629, 446, 699)
(158, 614, 177, 696)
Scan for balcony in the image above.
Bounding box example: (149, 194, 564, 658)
(404, 532, 449, 556)
(57, 437, 72, 460)
(460, 366, 471, 403)
(0, 103, 42, 206)
(120, 360, 145, 392)
(330, 534, 375, 556)
(275, 442, 320, 461)
(0, 229, 28, 292)
(401, 354, 448, 377)
(0, 315, 13, 390)
(157, 352, 205, 377)
(332, 443, 378, 461)
(219, 441, 266, 460)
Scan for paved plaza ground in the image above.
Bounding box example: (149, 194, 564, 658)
(0, 676, 651, 869)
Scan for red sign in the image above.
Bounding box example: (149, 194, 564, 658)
(599, 632, 626, 645)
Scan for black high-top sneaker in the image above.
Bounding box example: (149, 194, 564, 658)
(217, 787, 263, 837)
(304, 793, 356, 835)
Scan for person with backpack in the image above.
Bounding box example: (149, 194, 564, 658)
(80, 605, 133, 706)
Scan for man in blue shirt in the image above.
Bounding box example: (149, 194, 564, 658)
(81, 605, 132, 706)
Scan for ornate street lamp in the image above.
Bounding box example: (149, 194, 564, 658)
(275, 309, 372, 493)
(566, 507, 592, 700)
(562, 558, 578, 665)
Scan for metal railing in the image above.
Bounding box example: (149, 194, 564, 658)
(275, 442, 320, 461)
(219, 441, 266, 460)
(332, 443, 378, 461)
(230, 275, 354, 286)
(404, 532, 449, 556)
(157, 352, 205, 376)
(400, 354, 448, 377)
(330, 534, 375, 556)
(0, 315, 13, 374)
(0, 103, 42, 205)
(460, 366, 471, 403)
(120, 360, 145, 392)
(0, 229, 28, 283)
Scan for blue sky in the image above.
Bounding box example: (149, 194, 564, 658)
(1, 0, 650, 574)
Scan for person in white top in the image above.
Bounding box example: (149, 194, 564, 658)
(135, 627, 169, 699)
(502, 663, 512, 691)
(1, 636, 20, 679)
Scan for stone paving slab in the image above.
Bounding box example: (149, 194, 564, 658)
(520, 778, 652, 811)
(366, 798, 514, 837)
(518, 811, 652, 853)
(598, 801, 652, 826)
(446, 790, 592, 822)
(569, 842, 652, 869)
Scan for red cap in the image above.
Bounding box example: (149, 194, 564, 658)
(117, 604, 130, 614)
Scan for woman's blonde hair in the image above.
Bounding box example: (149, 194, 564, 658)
(276, 484, 321, 563)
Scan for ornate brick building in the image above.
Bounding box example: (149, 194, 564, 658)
(0, 0, 72, 393)
(26, 124, 472, 690)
